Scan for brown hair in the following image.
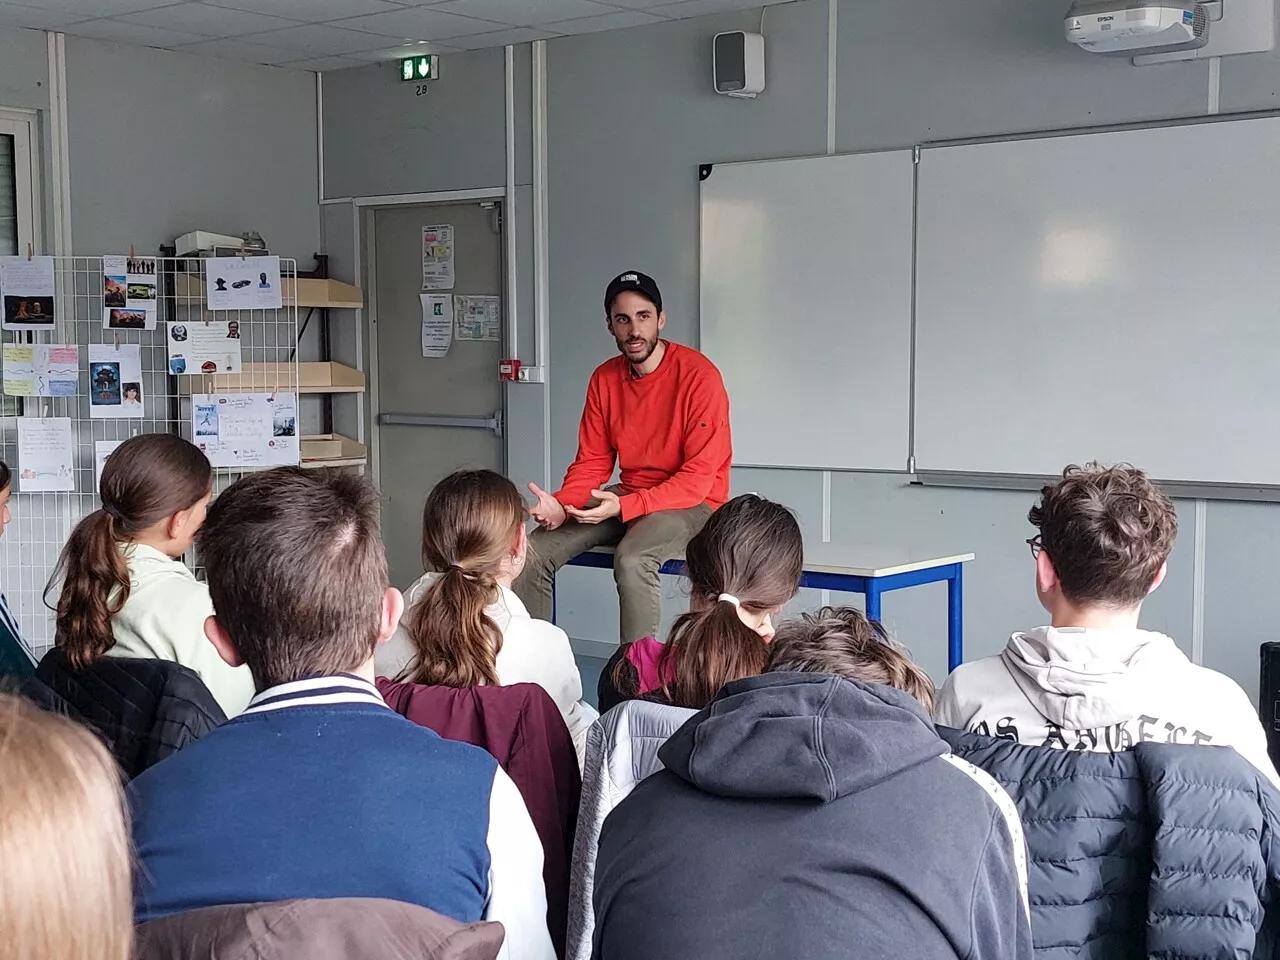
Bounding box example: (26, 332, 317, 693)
(401, 470, 526, 687)
(0, 459, 10, 491)
(197, 467, 388, 689)
(615, 494, 804, 709)
(767, 606, 936, 712)
(1031, 462, 1178, 607)
(45, 434, 211, 669)
(0, 693, 131, 960)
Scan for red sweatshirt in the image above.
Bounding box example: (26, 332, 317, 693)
(554, 341, 732, 522)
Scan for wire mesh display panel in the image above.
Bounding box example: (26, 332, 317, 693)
(0, 255, 297, 658)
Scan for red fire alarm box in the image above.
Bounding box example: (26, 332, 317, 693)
(499, 358, 521, 381)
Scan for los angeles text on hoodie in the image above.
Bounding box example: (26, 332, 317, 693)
(934, 626, 1280, 787)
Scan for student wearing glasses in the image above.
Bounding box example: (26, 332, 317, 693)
(935, 463, 1279, 787)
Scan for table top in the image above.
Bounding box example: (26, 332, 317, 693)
(584, 544, 974, 579)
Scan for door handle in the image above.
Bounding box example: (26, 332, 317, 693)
(377, 410, 503, 438)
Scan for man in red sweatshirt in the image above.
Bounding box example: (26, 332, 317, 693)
(514, 271, 732, 643)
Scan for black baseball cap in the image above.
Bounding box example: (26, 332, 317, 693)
(604, 271, 662, 314)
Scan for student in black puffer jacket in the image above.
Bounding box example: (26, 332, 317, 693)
(940, 726, 1280, 960)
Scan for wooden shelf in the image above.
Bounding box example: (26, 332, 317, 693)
(172, 273, 364, 309)
(301, 433, 367, 470)
(176, 361, 365, 395)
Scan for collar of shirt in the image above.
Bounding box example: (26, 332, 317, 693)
(240, 673, 386, 717)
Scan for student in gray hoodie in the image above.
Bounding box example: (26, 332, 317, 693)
(591, 611, 1032, 960)
(935, 463, 1279, 787)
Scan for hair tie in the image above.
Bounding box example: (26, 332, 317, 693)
(101, 504, 122, 523)
(718, 593, 740, 608)
(447, 564, 477, 582)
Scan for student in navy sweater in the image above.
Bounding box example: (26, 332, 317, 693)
(129, 467, 554, 960)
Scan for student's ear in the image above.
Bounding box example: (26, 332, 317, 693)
(204, 615, 244, 668)
(513, 523, 528, 564)
(375, 587, 405, 647)
(1035, 549, 1059, 596)
(1148, 560, 1168, 595)
(657, 310, 667, 332)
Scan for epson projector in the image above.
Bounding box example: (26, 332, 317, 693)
(1066, 1, 1210, 55)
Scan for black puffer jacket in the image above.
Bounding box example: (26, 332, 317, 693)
(24, 649, 225, 779)
(940, 727, 1280, 960)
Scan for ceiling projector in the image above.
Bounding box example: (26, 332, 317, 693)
(1065, 1, 1210, 54)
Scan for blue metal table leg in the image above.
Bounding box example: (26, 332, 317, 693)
(865, 581, 882, 624)
(947, 563, 963, 673)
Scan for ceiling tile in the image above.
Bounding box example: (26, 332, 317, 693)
(246, 22, 390, 54)
(12, 0, 176, 14)
(0, 2, 91, 29)
(121, 3, 302, 37)
(431, 0, 616, 28)
(331, 6, 501, 41)
(168, 35, 300, 63)
(543, 8, 666, 34)
(62, 18, 208, 47)
(444, 26, 559, 49)
(202, 0, 406, 19)
(276, 54, 369, 72)
(348, 39, 464, 61)
(649, 0, 786, 17)
(598, 0, 690, 7)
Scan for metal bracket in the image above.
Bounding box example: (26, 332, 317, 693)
(377, 410, 504, 438)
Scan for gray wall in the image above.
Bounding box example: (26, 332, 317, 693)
(323, 0, 1280, 696)
(64, 35, 320, 261)
(0, 27, 53, 247)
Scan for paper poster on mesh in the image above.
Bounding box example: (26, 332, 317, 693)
(102, 255, 158, 330)
(192, 392, 298, 468)
(3, 344, 79, 397)
(454, 295, 500, 341)
(0, 255, 56, 331)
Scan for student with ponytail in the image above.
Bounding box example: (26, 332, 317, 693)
(377, 469, 595, 760)
(43, 434, 252, 716)
(598, 494, 804, 712)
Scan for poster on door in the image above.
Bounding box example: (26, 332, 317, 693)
(454, 295, 500, 342)
(421, 294, 452, 358)
(421, 224, 455, 291)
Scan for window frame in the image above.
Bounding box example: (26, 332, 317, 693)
(0, 107, 41, 256)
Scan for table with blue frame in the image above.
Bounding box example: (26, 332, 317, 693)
(561, 544, 975, 672)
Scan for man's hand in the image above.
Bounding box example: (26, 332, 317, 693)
(566, 488, 622, 525)
(527, 482, 567, 531)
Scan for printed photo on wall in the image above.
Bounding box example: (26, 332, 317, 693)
(0, 256, 57, 331)
(102, 256, 158, 330)
(88, 343, 144, 419)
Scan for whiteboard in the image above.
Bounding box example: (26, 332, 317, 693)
(914, 117, 1280, 485)
(700, 151, 914, 471)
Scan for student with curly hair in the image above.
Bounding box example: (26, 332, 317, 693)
(935, 462, 1278, 785)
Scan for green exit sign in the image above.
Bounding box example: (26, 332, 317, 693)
(400, 55, 438, 82)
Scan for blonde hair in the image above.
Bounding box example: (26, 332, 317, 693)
(0, 694, 132, 960)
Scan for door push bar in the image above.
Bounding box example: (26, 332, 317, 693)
(377, 410, 504, 438)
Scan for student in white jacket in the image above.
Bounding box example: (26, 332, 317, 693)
(935, 463, 1280, 787)
(376, 469, 596, 764)
(44, 434, 254, 717)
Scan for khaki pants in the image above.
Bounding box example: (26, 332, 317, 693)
(514, 504, 712, 642)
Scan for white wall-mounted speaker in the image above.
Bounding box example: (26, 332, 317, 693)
(713, 31, 765, 98)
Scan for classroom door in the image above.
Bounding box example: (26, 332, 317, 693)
(373, 201, 505, 591)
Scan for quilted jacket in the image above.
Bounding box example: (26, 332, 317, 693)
(24, 648, 225, 779)
(940, 726, 1280, 959)
(566, 699, 697, 960)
